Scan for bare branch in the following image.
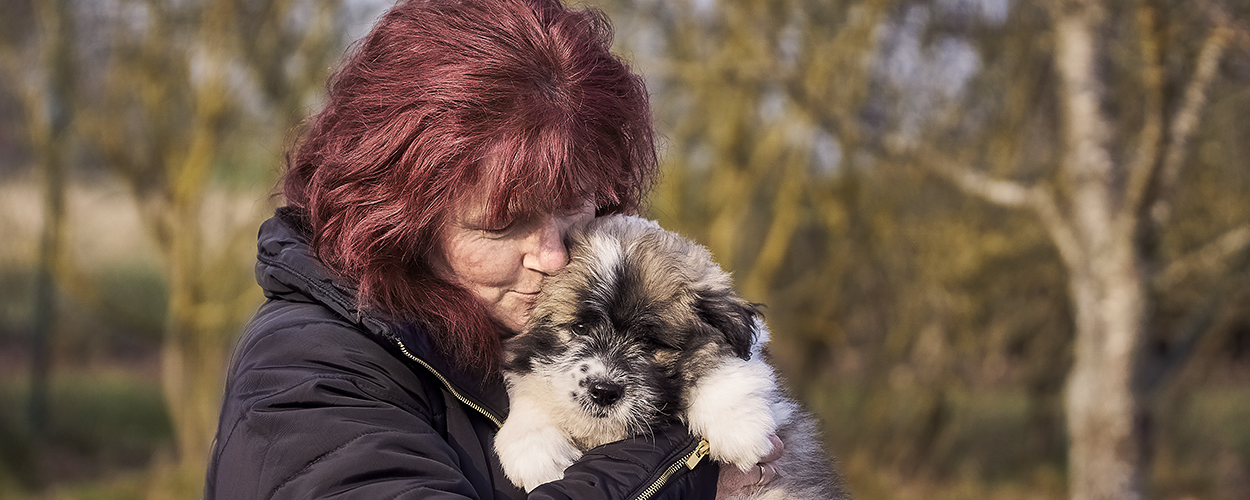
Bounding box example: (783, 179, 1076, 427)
(1148, 21, 1232, 229)
(1144, 222, 1250, 395)
(741, 155, 805, 299)
(1028, 186, 1085, 271)
(1156, 224, 1250, 289)
(1121, 4, 1165, 221)
(917, 147, 1084, 269)
(1140, 229, 1250, 396)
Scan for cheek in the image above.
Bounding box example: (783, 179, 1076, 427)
(441, 237, 517, 286)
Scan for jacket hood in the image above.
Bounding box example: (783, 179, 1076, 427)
(254, 207, 509, 422)
(255, 208, 391, 338)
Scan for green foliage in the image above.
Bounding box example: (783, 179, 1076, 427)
(0, 372, 172, 496)
(818, 383, 1250, 499)
(89, 264, 168, 341)
(0, 268, 34, 341)
(0, 263, 167, 361)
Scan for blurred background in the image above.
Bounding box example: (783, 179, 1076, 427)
(1, 0, 1249, 498)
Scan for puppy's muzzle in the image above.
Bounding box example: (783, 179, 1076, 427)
(586, 379, 624, 407)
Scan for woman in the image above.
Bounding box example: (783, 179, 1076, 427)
(205, 0, 781, 498)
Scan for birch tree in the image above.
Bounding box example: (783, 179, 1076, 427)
(921, 1, 1243, 498)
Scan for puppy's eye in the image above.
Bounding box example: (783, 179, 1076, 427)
(571, 323, 589, 335)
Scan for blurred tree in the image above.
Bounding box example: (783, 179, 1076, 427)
(603, 0, 1002, 483)
(68, 0, 345, 493)
(605, 0, 1250, 498)
(916, 1, 1248, 498)
(0, 0, 76, 448)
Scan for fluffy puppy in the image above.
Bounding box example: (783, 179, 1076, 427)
(495, 215, 847, 499)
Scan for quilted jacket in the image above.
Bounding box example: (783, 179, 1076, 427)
(205, 209, 718, 499)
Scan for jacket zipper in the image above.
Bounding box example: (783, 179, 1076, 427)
(393, 337, 504, 429)
(260, 254, 507, 428)
(632, 438, 711, 500)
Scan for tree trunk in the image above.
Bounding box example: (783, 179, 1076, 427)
(26, 0, 76, 448)
(161, 205, 213, 484)
(901, 0, 1231, 496)
(1064, 253, 1147, 500)
(1052, 1, 1148, 498)
(155, 88, 232, 495)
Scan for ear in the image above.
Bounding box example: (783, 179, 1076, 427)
(695, 290, 761, 361)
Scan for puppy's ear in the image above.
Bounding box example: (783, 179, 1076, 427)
(695, 291, 761, 360)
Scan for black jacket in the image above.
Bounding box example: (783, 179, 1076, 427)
(205, 210, 719, 499)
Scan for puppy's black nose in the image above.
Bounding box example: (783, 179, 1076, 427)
(588, 381, 624, 406)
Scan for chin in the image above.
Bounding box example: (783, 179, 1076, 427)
(489, 302, 532, 334)
(494, 215, 849, 499)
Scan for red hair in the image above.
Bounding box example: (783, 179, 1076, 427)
(282, 0, 656, 374)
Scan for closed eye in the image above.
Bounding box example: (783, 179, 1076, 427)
(463, 214, 519, 238)
(479, 220, 517, 237)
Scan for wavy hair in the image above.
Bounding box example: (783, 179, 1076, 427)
(283, 0, 657, 374)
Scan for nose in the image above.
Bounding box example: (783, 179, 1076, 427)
(523, 216, 570, 274)
(588, 381, 624, 407)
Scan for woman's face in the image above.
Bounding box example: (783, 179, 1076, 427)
(433, 193, 597, 334)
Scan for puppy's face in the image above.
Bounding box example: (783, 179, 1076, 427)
(503, 215, 758, 441)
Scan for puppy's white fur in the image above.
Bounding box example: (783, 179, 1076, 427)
(496, 215, 847, 498)
(685, 322, 782, 470)
(493, 389, 583, 487)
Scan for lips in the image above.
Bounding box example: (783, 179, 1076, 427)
(512, 288, 542, 298)
(512, 290, 541, 308)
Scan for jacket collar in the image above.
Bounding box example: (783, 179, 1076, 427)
(254, 208, 509, 423)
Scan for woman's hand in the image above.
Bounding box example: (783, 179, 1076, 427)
(715, 434, 784, 500)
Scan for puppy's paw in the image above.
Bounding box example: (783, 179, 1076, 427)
(505, 434, 582, 491)
(686, 357, 780, 470)
(704, 419, 775, 470)
(495, 414, 582, 491)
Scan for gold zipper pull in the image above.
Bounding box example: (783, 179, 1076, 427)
(686, 439, 711, 469)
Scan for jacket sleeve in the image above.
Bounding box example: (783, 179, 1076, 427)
(531, 426, 720, 500)
(207, 319, 492, 499)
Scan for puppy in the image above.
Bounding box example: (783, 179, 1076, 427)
(495, 215, 847, 499)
